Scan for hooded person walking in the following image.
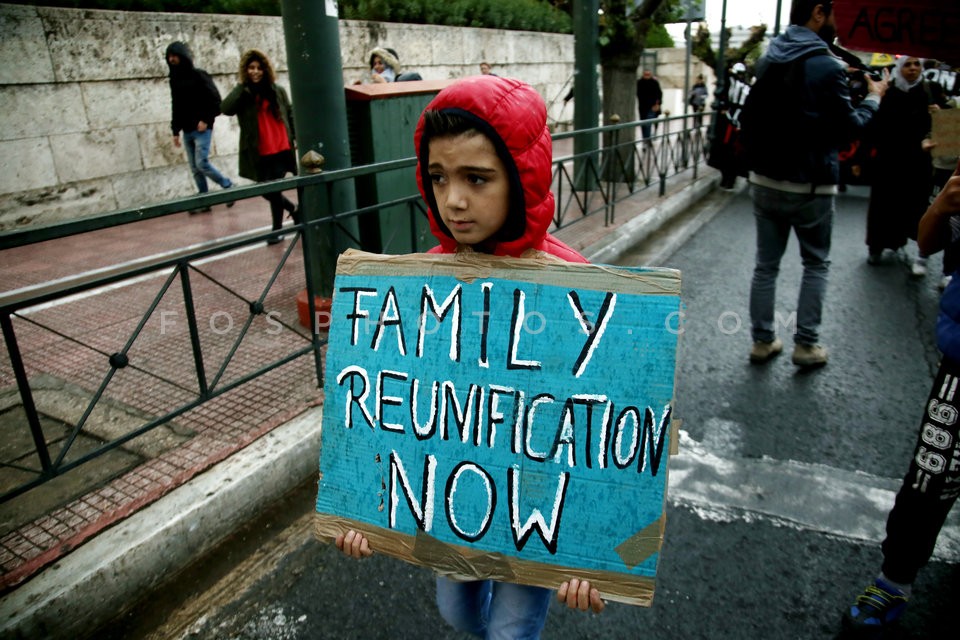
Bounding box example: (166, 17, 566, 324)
(367, 47, 401, 83)
(221, 49, 300, 244)
(165, 41, 234, 213)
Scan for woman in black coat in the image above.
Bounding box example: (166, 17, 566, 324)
(221, 49, 299, 242)
(865, 55, 945, 272)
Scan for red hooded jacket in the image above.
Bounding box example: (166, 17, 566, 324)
(414, 76, 588, 263)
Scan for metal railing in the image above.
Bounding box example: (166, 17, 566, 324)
(0, 112, 712, 502)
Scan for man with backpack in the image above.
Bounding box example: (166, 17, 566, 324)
(740, 0, 888, 368)
(166, 41, 234, 213)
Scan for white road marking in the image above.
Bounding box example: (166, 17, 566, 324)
(670, 430, 960, 562)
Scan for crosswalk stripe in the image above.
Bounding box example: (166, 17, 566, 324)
(669, 431, 960, 562)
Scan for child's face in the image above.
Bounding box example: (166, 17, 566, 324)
(372, 56, 385, 74)
(428, 132, 510, 246)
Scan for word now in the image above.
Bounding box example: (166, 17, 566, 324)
(389, 452, 569, 553)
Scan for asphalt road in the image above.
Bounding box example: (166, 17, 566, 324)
(95, 185, 960, 640)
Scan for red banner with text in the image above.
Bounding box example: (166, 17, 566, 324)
(834, 0, 960, 64)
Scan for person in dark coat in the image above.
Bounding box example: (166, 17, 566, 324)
(636, 69, 663, 142)
(715, 62, 751, 190)
(865, 55, 947, 274)
(742, 0, 887, 369)
(221, 49, 299, 243)
(165, 41, 234, 212)
(688, 73, 709, 125)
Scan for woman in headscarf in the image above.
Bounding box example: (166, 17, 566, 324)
(221, 49, 299, 244)
(865, 55, 946, 272)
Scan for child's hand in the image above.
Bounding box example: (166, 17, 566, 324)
(557, 578, 605, 613)
(335, 529, 374, 559)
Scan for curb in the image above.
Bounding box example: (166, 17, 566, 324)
(585, 173, 721, 264)
(0, 408, 324, 640)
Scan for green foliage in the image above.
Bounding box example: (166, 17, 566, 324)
(644, 23, 673, 48)
(595, 0, 675, 61)
(10, 0, 584, 35)
(341, 0, 571, 33)
(4, 0, 283, 15)
(692, 22, 767, 72)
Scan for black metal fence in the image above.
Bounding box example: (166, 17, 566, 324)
(0, 112, 711, 503)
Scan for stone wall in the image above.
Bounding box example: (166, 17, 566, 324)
(0, 4, 708, 232)
(0, 4, 577, 231)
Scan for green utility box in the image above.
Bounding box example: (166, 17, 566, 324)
(346, 80, 455, 254)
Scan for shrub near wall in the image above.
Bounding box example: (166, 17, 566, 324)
(0, 3, 574, 231)
(6, 0, 572, 33)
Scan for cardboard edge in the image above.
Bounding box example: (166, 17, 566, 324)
(313, 512, 656, 607)
(334, 249, 681, 296)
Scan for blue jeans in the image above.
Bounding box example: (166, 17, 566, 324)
(639, 108, 658, 141)
(749, 184, 833, 345)
(182, 129, 232, 193)
(435, 577, 552, 640)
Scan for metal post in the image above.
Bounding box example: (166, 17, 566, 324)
(774, 0, 783, 37)
(683, 21, 692, 117)
(682, 18, 693, 168)
(280, 0, 356, 299)
(709, 0, 729, 161)
(573, 0, 600, 191)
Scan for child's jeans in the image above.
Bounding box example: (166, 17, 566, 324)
(435, 576, 552, 639)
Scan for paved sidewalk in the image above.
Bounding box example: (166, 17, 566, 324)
(0, 188, 313, 593)
(0, 147, 721, 636)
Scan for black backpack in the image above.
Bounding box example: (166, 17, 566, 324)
(198, 69, 223, 118)
(739, 49, 828, 180)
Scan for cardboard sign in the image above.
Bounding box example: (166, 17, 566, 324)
(932, 109, 960, 159)
(314, 250, 682, 606)
(834, 0, 960, 65)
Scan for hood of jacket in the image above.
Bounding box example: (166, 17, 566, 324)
(368, 47, 402, 74)
(414, 75, 555, 257)
(166, 41, 195, 73)
(764, 25, 834, 64)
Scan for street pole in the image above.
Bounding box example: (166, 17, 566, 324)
(573, 0, 600, 191)
(682, 18, 693, 167)
(280, 0, 356, 301)
(709, 0, 729, 159)
(774, 0, 783, 37)
(684, 19, 692, 117)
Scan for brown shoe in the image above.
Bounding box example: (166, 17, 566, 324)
(792, 343, 828, 368)
(749, 338, 783, 364)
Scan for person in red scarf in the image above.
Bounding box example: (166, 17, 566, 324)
(221, 49, 300, 244)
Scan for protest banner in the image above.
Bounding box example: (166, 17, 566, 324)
(834, 0, 960, 65)
(932, 109, 960, 159)
(314, 250, 682, 606)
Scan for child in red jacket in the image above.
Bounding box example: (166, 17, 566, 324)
(336, 75, 603, 636)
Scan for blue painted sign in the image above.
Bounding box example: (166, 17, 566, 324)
(315, 250, 681, 605)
